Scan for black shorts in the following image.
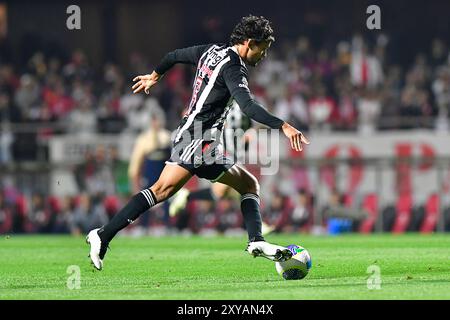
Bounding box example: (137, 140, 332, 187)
(166, 139, 234, 182)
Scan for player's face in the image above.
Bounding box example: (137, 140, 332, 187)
(246, 40, 271, 66)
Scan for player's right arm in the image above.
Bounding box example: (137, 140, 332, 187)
(132, 44, 212, 94)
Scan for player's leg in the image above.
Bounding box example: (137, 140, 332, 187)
(215, 164, 292, 262)
(169, 181, 232, 217)
(87, 164, 192, 270)
(213, 171, 274, 235)
(214, 172, 274, 236)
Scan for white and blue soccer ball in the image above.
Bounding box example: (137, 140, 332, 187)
(275, 244, 312, 280)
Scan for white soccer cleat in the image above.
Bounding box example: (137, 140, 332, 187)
(86, 228, 105, 270)
(246, 241, 293, 262)
(169, 188, 190, 217)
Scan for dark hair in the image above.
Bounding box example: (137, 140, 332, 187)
(229, 15, 275, 46)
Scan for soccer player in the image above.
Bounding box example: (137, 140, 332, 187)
(87, 15, 310, 270)
(168, 101, 276, 235)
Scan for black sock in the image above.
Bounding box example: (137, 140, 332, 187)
(240, 193, 265, 242)
(98, 189, 157, 243)
(187, 188, 216, 201)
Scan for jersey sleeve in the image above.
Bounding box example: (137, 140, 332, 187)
(222, 63, 285, 129)
(154, 44, 213, 75)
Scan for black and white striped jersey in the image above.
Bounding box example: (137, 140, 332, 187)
(222, 100, 252, 162)
(155, 43, 284, 144)
(225, 100, 252, 133)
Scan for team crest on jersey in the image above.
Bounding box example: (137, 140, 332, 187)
(207, 49, 227, 67)
(194, 155, 203, 168)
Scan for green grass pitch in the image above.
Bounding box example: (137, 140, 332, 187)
(1, 233, 449, 300)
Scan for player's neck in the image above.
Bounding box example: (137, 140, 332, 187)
(233, 44, 248, 62)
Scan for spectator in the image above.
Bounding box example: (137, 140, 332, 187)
(274, 88, 309, 132)
(429, 38, 448, 67)
(97, 88, 126, 133)
(262, 191, 291, 232)
(14, 74, 40, 119)
(336, 83, 357, 131)
(28, 193, 50, 233)
(66, 99, 97, 134)
(350, 39, 384, 89)
(0, 192, 13, 234)
(308, 86, 338, 132)
(0, 122, 13, 163)
(69, 193, 109, 235)
(290, 190, 312, 230)
(42, 76, 74, 119)
(85, 145, 116, 196)
(432, 67, 450, 119)
(52, 196, 73, 233)
(357, 89, 381, 134)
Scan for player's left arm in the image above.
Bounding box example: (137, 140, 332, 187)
(223, 63, 310, 151)
(132, 44, 213, 94)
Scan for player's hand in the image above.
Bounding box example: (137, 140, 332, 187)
(281, 122, 310, 152)
(132, 71, 161, 94)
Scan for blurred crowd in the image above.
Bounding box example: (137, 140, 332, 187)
(0, 180, 316, 236)
(1, 34, 450, 162)
(253, 34, 450, 133)
(3, 180, 449, 235)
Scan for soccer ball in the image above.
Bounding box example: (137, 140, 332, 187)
(275, 244, 312, 280)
